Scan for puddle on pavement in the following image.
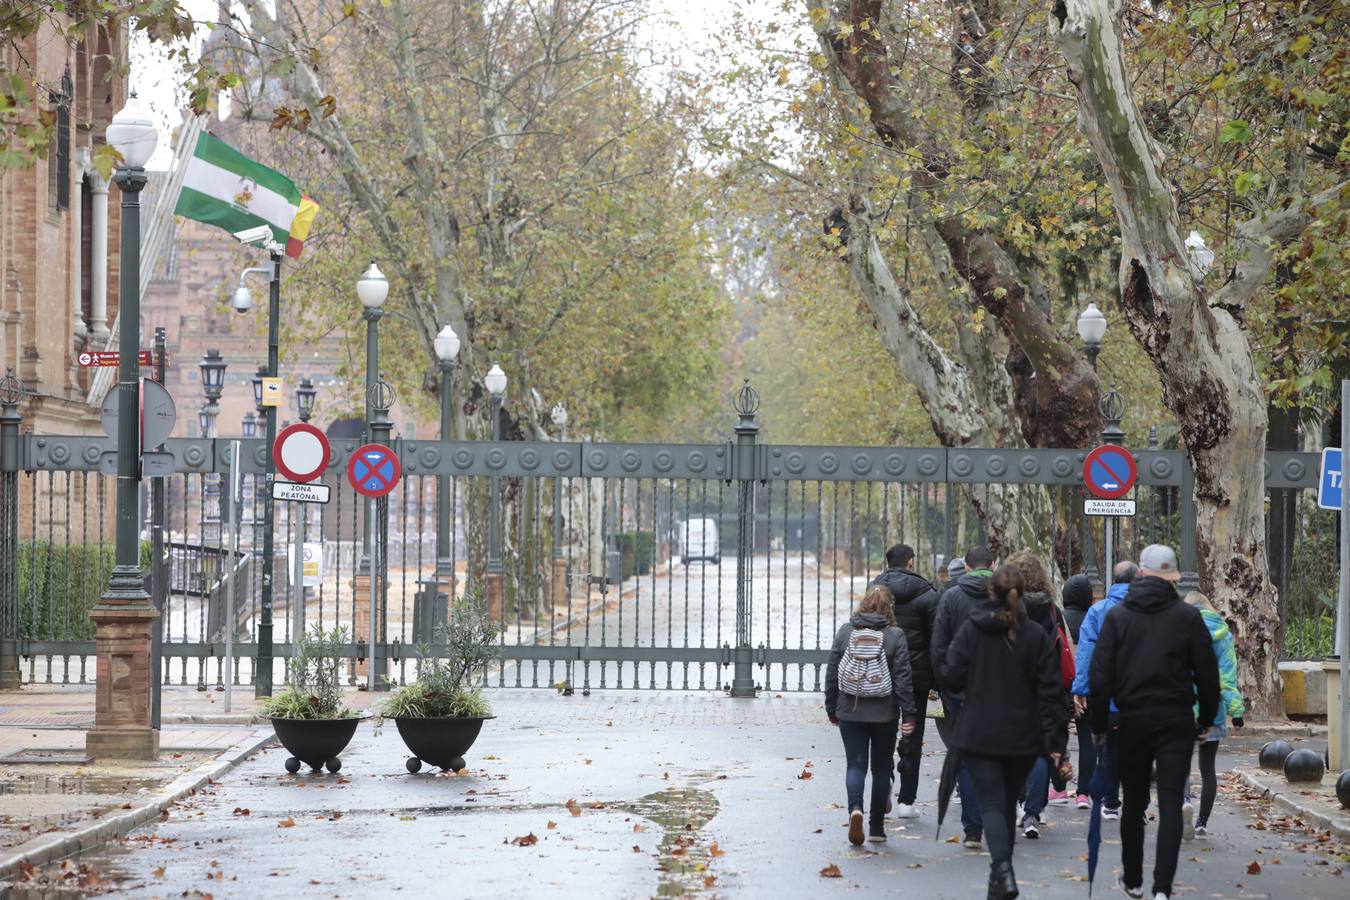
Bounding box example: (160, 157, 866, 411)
(0, 775, 162, 795)
(622, 787, 721, 896)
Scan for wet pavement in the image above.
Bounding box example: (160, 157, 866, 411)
(2, 691, 1339, 898)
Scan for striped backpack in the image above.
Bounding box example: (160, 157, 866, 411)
(838, 627, 892, 699)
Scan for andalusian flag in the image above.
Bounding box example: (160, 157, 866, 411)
(174, 132, 307, 247)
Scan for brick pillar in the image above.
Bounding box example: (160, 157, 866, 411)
(485, 571, 505, 624)
(551, 558, 569, 607)
(86, 604, 160, 760)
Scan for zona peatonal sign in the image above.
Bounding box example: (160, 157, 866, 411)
(272, 480, 331, 504)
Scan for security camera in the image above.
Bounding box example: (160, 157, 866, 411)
(233, 224, 274, 245)
(232, 286, 253, 314)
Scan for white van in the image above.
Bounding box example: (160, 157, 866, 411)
(680, 518, 720, 565)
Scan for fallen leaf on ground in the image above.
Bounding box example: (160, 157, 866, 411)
(813, 828, 823, 834)
(945, 835, 960, 843)
(710, 842, 726, 857)
(672, 847, 688, 857)
(152, 867, 166, 877)
(566, 799, 582, 817)
(483, 755, 499, 760)
(584, 759, 593, 765)
(663, 771, 670, 780)
(634, 824, 646, 833)
(1247, 861, 1262, 875)
(906, 863, 922, 869)
(510, 833, 538, 847)
(18, 861, 36, 881)
(704, 874, 716, 887)
(632, 845, 641, 853)
(820, 863, 842, 878)
(589, 801, 606, 809)
(798, 769, 813, 780)
(546, 821, 558, 830)
(232, 808, 250, 816)
(278, 817, 296, 828)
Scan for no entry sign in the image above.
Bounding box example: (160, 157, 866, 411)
(273, 423, 331, 483)
(348, 443, 401, 498)
(1083, 444, 1138, 500)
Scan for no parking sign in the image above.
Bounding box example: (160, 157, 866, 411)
(347, 443, 401, 498)
(1083, 444, 1137, 500)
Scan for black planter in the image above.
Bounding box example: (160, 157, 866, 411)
(270, 716, 361, 773)
(394, 716, 493, 773)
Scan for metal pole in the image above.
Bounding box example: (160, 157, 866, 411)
(1338, 378, 1348, 769)
(0, 372, 23, 691)
(293, 502, 306, 652)
(436, 359, 455, 576)
(730, 381, 759, 698)
(105, 165, 149, 603)
(488, 394, 503, 573)
(368, 497, 378, 693)
(150, 328, 167, 720)
(256, 252, 281, 696)
(358, 309, 380, 574)
(225, 440, 240, 713)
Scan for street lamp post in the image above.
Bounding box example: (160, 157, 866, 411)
(356, 263, 388, 575)
(433, 326, 460, 583)
(1076, 301, 1108, 372)
(485, 365, 507, 621)
(199, 350, 226, 541)
(549, 403, 569, 608)
(242, 411, 257, 438)
(88, 93, 159, 759)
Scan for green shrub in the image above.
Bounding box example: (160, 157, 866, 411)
(617, 530, 656, 580)
(379, 592, 498, 719)
(1283, 614, 1335, 661)
(261, 625, 355, 719)
(18, 541, 152, 640)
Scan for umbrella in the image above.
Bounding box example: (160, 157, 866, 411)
(935, 745, 963, 840)
(1086, 740, 1114, 894)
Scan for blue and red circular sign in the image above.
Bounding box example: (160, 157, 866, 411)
(347, 443, 401, 498)
(1083, 444, 1137, 500)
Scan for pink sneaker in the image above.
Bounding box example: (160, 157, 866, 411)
(1075, 793, 1090, 809)
(1048, 788, 1071, 806)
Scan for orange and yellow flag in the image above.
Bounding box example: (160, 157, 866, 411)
(285, 195, 320, 259)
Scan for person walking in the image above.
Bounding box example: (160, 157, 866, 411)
(946, 564, 1062, 899)
(870, 543, 940, 819)
(1088, 545, 1220, 900)
(931, 545, 995, 848)
(1181, 592, 1245, 840)
(1005, 551, 1074, 839)
(1060, 573, 1097, 809)
(825, 586, 918, 845)
(1072, 560, 1138, 818)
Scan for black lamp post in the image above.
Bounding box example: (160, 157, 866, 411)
(296, 377, 317, 424)
(1076, 301, 1108, 372)
(433, 326, 460, 578)
(241, 411, 257, 438)
(252, 366, 266, 416)
(485, 365, 508, 576)
(356, 262, 388, 574)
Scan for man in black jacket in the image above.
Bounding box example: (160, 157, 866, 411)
(929, 544, 995, 847)
(1089, 544, 1220, 900)
(870, 543, 939, 818)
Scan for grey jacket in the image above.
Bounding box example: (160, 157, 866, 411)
(825, 613, 918, 724)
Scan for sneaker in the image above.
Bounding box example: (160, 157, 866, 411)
(1021, 814, 1041, 839)
(962, 829, 983, 849)
(1194, 822, 1208, 837)
(848, 809, 864, 846)
(1048, 788, 1071, 806)
(1102, 805, 1121, 821)
(1152, 894, 1169, 900)
(1076, 794, 1091, 810)
(867, 823, 887, 843)
(1181, 803, 1195, 841)
(894, 803, 919, 819)
(1116, 874, 1144, 898)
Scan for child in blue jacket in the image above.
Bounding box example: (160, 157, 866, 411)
(1183, 592, 1246, 838)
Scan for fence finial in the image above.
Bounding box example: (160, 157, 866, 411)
(0, 368, 25, 410)
(733, 378, 760, 418)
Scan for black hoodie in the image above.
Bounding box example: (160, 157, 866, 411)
(1087, 575, 1221, 735)
(869, 568, 940, 686)
(945, 606, 1062, 757)
(930, 572, 990, 694)
(1060, 574, 1094, 644)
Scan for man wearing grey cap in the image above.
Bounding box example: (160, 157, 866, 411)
(1088, 544, 1220, 900)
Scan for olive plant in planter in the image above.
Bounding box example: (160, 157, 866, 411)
(260, 625, 361, 774)
(379, 593, 499, 773)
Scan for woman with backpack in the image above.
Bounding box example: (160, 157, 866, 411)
(946, 565, 1062, 899)
(1005, 551, 1076, 839)
(825, 586, 918, 845)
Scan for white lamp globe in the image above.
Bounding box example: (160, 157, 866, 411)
(551, 403, 568, 427)
(1076, 301, 1108, 345)
(433, 324, 461, 362)
(485, 364, 508, 398)
(106, 93, 159, 169)
(356, 262, 389, 309)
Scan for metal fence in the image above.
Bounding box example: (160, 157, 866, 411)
(0, 396, 1329, 693)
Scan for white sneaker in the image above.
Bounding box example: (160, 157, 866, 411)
(1102, 805, 1121, 821)
(1116, 875, 1144, 898)
(894, 803, 919, 819)
(1153, 894, 1169, 900)
(1181, 803, 1195, 841)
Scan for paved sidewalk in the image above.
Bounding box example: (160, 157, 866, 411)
(3, 690, 1341, 898)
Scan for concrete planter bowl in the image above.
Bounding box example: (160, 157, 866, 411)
(394, 716, 494, 773)
(270, 716, 362, 774)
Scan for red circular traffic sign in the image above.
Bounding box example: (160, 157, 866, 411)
(347, 443, 401, 498)
(272, 423, 331, 483)
(1083, 444, 1138, 500)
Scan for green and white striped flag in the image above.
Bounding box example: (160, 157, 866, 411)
(174, 132, 300, 245)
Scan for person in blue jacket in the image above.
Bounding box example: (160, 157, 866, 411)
(1070, 559, 1137, 817)
(1182, 591, 1246, 839)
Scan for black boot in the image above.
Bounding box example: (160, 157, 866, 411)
(987, 860, 1018, 900)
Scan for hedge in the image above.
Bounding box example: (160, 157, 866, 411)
(18, 541, 152, 641)
(617, 530, 656, 581)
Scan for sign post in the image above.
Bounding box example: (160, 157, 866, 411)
(224, 440, 241, 713)
(1340, 380, 1349, 771)
(273, 424, 331, 660)
(348, 443, 401, 692)
(1083, 444, 1138, 580)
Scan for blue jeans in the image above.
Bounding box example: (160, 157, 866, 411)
(1021, 756, 1049, 818)
(838, 719, 898, 825)
(943, 694, 984, 833)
